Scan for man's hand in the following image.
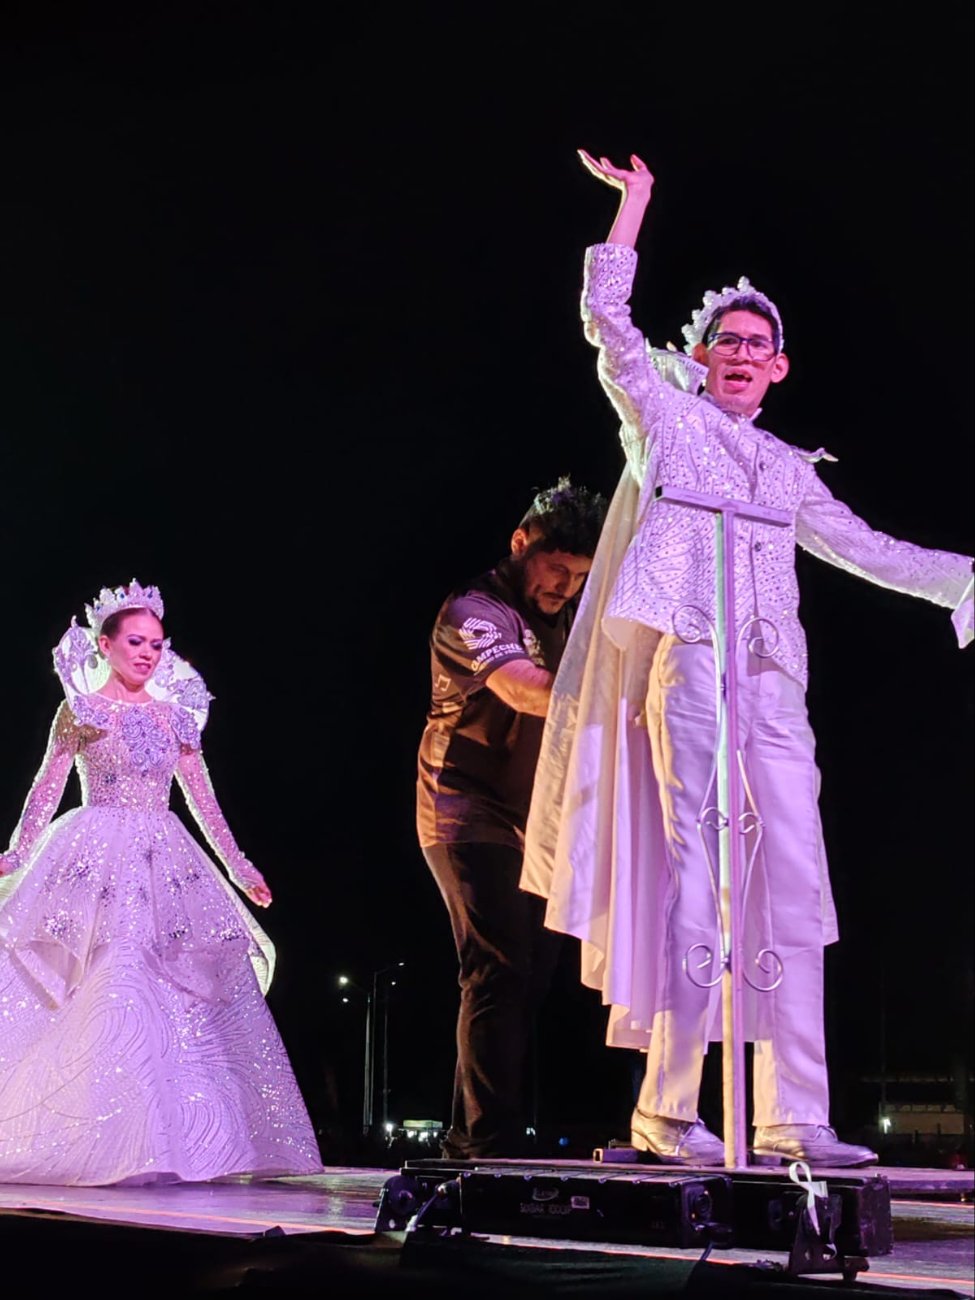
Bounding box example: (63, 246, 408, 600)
(578, 150, 654, 200)
(577, 150, 654, 247)
(952, 575, 973, 648)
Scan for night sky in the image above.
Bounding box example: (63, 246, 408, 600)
(0, 5, 971, 1154)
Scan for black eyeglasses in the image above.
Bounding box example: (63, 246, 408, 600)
(707, 331, 778, 361)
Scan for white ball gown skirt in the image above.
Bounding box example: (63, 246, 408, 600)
(0, 804, 322, 1186)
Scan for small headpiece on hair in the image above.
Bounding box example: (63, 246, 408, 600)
(680, 275, 784, 355)
(85, 579, 165, 635)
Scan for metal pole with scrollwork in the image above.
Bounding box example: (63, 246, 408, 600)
(655, 485, 792, 1169)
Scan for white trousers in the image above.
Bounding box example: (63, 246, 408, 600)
(637, 636, 831, 1128)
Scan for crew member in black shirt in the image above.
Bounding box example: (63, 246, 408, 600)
(417, 477, 607, 1158)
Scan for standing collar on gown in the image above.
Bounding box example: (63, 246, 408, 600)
(52, 619, 213, 748)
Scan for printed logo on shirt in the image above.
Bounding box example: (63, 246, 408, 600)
(458, 617, 503, 652)
(471, 642, 525, 674)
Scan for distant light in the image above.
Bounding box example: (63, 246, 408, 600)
(341, 997, 350, 1004)
(558, 1136, 570, 1148)
(338, 976, 350, 986)
(525, 1126, 536, 1137)
(880, 1116, 893, 1133)
(385, 1122, 395, 1134)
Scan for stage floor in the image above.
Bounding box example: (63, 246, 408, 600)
(0, 1163, 971, 1296)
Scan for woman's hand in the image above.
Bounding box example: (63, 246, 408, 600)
(0, 851, 21, 877)
(244, 878, 273, 908)
(230, 858, 273, 907)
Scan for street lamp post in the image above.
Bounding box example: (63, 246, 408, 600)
(372, 963, 404, 1136)
(341, 963, 404, 1141)
(363, 986, 374, 1136)
(338, 975, 374, 1136)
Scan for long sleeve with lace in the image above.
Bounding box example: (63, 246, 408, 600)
(2, 703, 80, 873)
(175, 746, 264, 892)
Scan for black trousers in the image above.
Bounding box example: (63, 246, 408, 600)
(423, 840, 563, 1158)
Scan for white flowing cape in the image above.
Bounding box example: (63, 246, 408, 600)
(520, 463, 671, 1049)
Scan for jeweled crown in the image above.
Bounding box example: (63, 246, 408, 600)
(85, 579, 165, 634)
(681, 275, 784, 354)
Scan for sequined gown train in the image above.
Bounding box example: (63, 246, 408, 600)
(0, 698, 322, 1185)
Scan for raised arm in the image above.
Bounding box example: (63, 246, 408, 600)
(175, 746, 272, 907)
(577, 150, 685, 480)
(1, 702, 80, 875)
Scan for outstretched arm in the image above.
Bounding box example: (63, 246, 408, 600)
(577, 150, 654, 247)
(0, 702, 79, 874)
(175, 746, 272, 907)
(797, 470, 973, 642)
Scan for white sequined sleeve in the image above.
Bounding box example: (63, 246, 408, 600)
(582, 243, 681, 480)
(175, 746, 266, 892)
(797, 468, 974, 643)
(3, 703, 80, 871)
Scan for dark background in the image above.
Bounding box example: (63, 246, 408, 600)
(0, 4, 971, 1158)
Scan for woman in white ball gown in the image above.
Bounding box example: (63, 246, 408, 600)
(0, 580, 323, 1185)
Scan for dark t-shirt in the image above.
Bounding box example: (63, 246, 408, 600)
(416, 559, 574, 849)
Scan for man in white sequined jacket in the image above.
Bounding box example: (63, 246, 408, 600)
(521, 152, 973, 1168)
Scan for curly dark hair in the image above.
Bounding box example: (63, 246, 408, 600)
(517, 476, 608, 558)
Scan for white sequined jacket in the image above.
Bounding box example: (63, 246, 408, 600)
(585, 242, 973, 687)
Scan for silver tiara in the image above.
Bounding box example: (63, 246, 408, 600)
(681, 275, 784, 354)
(85, 579, 165, 634)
